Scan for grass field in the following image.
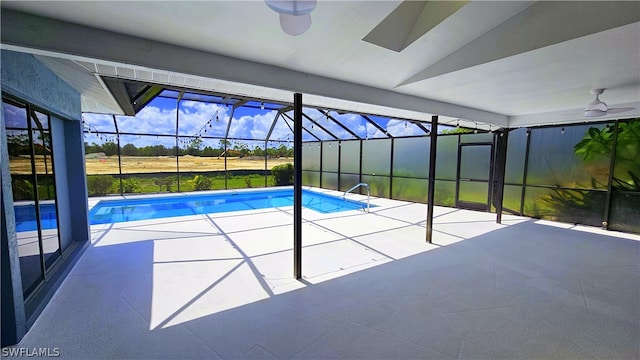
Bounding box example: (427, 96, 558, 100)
(9, 155, 293, 175)
(115, 174, 271, 194)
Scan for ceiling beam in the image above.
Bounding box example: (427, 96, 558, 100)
(400, 1, 640, 85)
(0, 8, 508, 126)
(101, 78, 136, 115)
(318, 109, 361, 140)
(363, 0, 468, 52)
(361, 115, 392, 138)
(301, 112, 339, 140)
(282, 112, 320, 141)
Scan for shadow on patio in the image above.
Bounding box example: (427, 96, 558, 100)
(14, 200, 640, 359)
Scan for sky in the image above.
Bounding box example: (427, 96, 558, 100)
(82, 94, 430, 148)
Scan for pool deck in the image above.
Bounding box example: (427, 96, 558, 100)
(13, 187, 640, 359)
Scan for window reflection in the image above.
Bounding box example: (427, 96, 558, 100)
(4, 99, 61, 298)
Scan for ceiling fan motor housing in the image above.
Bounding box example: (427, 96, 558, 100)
(584, 89, 608, 117)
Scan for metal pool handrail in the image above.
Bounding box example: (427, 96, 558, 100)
(343, 183, 370, 212)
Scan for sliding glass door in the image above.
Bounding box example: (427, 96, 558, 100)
(4, 98, 61, 299)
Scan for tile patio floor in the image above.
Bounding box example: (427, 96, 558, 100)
(13, 187, 640, 359)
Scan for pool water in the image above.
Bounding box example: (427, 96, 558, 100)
(14, 189, 370, 231)
(13, 203, 58, 232)
(91, 189, 368, 225)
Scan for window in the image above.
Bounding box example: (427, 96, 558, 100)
(4, 98, 62, 299)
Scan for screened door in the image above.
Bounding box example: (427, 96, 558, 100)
(457, 144, 493, 211)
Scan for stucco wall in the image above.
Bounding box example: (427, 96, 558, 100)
(1, 50, 81, 120)
(1, 49, 88, 346)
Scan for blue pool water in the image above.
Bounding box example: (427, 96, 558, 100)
(14, 189, 370, 231)
(14, 203, 58, 232)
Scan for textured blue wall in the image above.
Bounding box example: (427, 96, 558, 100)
(62, 117, 90, 246)
(1, 100, 27, 347)
(1, 50, 80, 120)
(1, 50, 88, 345)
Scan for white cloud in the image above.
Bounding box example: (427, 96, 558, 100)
(83, 113, 115, 132)
(179, 102, 229, 137)
(334, 113, 366, 137)
(386, 119, 427, 137)
(227, 110, 278, 140)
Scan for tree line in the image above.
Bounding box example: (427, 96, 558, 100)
(84, 139, 294, 158)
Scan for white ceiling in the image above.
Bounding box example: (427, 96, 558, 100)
(1, 0, 639, 128)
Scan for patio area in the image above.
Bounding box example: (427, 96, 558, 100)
(14, 188, 640, 359)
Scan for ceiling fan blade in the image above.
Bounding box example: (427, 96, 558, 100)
(607, 107, 635, 114)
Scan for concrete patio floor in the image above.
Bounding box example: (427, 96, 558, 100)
(13, 187, 640, 359)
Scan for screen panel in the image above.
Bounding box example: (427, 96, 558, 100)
(322, 141, 339, 173)
(83, 113, 115, 133)
(362, 138, 391, 176)
(505, 128, 528, 184)
(302, 142, 321, 171)
(302, 170, 320, 187)
(502, 184, 523, 214)
(612, 119, 640, 191)
(435, 135, 458, 180)
(393, 137, 430, 178)
(527, 124, 608, 189)
(523, 186, 606, 227)
(332, 113, 367, 139)
(460, 145, 491, 181)
(609, 192, 640, 234)
(434, 180, 456, 207)
(321, 172, 339, 190)
(460, 132, 494, 143)
(386, 119, 428, 137)
(458, 181, 489, 205)
(119, 96, 177, 136)
(392, 177, 428, 203)
(340, 140, 361, 174)
(305, 108, 357, 140)
(339, 173, 360, 192)
(360, 175, 390, 198)
(116, 135, 178, 194)
(608, 119, 640, 233)
(178, 100, 229, 138)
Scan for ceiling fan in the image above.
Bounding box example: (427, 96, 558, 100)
(584, 88, 634, 117)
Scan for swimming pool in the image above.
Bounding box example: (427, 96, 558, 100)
(91, 189, 369, 225)
(13, 203, 58, 232)
(14, 189, 370, 231)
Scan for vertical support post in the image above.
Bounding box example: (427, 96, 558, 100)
(175, 92, 183, 192)
(113, 115, 124, 195)
(389, 138, 394, 199)
(175, 136, 180, 192)
(293, 93, 303, 280)
(223, 103, 238, 191)
(494, 129, 509, 223)
(319, 141, 323, 188)
(224, 140, 228, 189)
(426, 115, 438, 243)
(602, 120, 618, 230)
(264, 140, 268, 187)
(175, 90, 184, 192)
(519, 128, 532, 215)
(337, 141, 341, 191)
(358, 140, 363, 188)
(454, 135, 461, 207)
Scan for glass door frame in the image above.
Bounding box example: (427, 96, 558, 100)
(3, 95, 63, 299)
(455, 141, 495, 211)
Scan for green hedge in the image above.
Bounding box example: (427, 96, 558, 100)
(272, 163, 293, 185)
(87, 175, 114, 196)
